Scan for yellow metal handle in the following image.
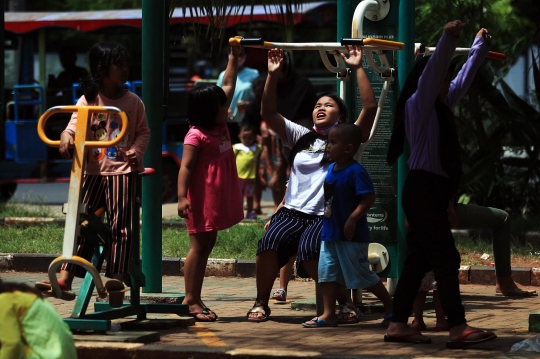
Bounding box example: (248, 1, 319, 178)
(229, 37, 274, 49)
(37, 105, 129, 148)
(48, 255, 106, 299)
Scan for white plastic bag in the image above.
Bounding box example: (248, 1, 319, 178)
(510, 335, 540, 352)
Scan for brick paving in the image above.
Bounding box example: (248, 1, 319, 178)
(2, 271, 540, 358)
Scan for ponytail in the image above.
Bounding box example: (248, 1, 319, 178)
(288, 131, 319, 165)
(81, 75, 99, 104)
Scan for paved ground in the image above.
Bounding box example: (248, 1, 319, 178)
(2, 271, 539, 358)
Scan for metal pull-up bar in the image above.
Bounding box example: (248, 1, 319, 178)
(414, 43, 507, 61)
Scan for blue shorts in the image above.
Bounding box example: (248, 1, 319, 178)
(257, 207, 322, 270)
(318, 241, 380, 289)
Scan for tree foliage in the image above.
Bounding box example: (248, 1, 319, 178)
(415, 0, 540, 213)
(21, 0, 540, 213)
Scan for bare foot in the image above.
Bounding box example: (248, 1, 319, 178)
(411, 319, 427, 331)
(496, 276, 537, 297)
(386, 322, 431, 343)
(434, 318, 449, 332)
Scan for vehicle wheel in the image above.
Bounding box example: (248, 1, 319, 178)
(0, 183, 18, 202)
(162, 159, 179, 203)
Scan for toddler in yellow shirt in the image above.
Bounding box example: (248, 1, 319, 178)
(0, 280, 77, 359)
(233, 122, 263, 219)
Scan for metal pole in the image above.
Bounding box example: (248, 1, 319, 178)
(337, 0, 355, 121)
(38, 28, 46, 90)
(396, 0, 415, 277)
(141, 0, 166, 293)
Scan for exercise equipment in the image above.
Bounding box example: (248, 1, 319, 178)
(232, 0, 404, 313)
(414, 43, 507, 61)
(37, 106, 188, 331)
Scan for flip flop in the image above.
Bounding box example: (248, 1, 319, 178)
(189, 308, 218, 322)
(337, 303, 360, 324)
(380, 312, 393, 328)
(247, 299, 271, 322)
(202, 307, 218, 321)
(35, 279, 69, 291)
(271, 289, 287, 302)
(35, 280, 76, 301)
(302, 317, 337, 328)
(496, 288, 538, 297)
(384, 333, 432, 344)
(105, 279, 129, 308)
(446, 329, 497, 349)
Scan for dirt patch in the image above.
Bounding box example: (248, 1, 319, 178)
(461, 252, 540, 268)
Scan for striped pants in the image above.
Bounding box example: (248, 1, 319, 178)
(62, 172, 138, 278)
(257, 207, 322, 274)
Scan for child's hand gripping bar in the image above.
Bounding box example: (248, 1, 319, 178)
(230, 37, 404, 75)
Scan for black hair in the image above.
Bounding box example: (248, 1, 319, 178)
(333, 123, 363, 150)
(316, 92, 349, 123)
(187, 85, 227, 130)
(0, 279, 43, 298)
(280, 51, 294, 82)
(319, 124, 363, 165)
(288, 93, 349, 166)
(239, 121, 256, 133)
(58, 46, 77, 62)
(81, 42, 130, 103)
(387, 55, 456, 165)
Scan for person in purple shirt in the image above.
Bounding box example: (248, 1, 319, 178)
(385, 20, 497, 349)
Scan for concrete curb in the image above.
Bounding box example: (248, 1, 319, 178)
(2, 253, 540, 286)
(2, 217, 540, 286)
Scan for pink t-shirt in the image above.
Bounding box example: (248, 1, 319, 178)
(183, 123, 244, 233)
(64, 91, 150, 175)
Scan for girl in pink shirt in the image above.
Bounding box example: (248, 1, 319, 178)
(177, 41, 244, 321)
(36, 42, 150, 305)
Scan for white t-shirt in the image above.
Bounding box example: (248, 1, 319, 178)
(283, 119, 329, 215)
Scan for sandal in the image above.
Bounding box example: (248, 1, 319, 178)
(105, 279, 129, 308)
(246, 299, 271, 322)
(35, 280, 76, 301)
(446, 329, 497, 349)
(380, 312, 393, 328)
(336, 303, 360, 324)
(189, 308, 218, 322)
(302, 317, 337, 328)
(271, 289, 287, 302)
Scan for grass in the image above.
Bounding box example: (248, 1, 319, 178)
(0, 201, 53, 218)
(0, 222, 265, 260)
(2, 222, 540, 267)
(1, 202, 539, 266)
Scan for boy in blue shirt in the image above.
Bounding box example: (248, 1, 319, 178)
(303, 123, 390, 327)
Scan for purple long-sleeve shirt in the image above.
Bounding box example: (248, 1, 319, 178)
(405, 32, 489, 177)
